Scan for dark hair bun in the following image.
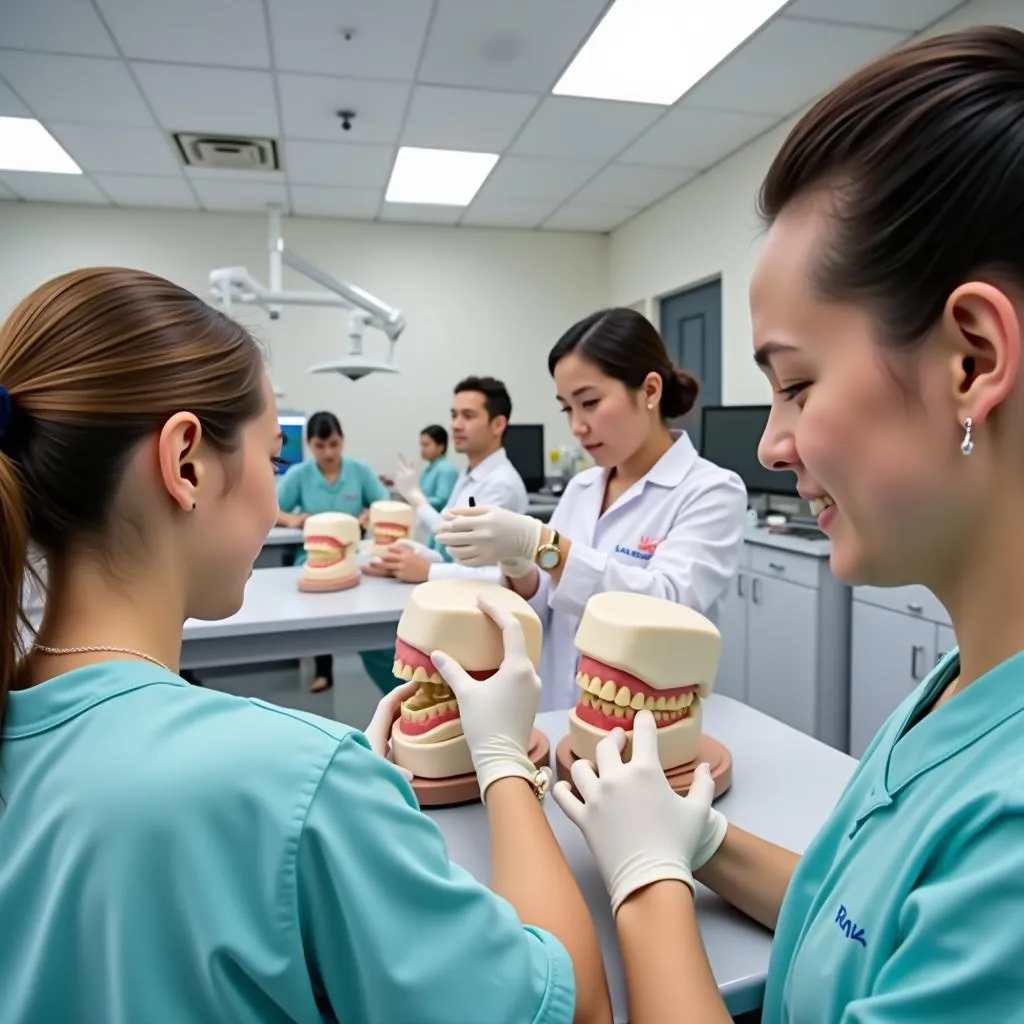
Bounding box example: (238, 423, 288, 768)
(660, 366, 700, 419)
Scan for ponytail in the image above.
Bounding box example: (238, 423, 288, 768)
(0, 447, 31, 753)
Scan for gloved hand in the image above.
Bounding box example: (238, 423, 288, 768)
(364, 679, 420, 782)
(434, 506, 543, 579)
(392, 538, 444, 564)
(552, 710, 718, 914)
(394, 455, 426, 508)
(430, 595, 549, 801)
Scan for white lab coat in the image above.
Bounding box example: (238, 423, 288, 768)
(418, 447, 528, 582)
(530, 430, 747, 711)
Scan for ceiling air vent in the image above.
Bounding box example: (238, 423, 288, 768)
(174, 133, 280, 171)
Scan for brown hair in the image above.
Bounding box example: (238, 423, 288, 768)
(758, 25, 1024, 346)
(0, 267, 265, 746)
(548, 307, 699, 419)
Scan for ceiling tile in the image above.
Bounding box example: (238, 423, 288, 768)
(683, 19, 906, 117)
(284, 139, 394, 188)
(419, 0, 609, 91)
(461, 196, 559, 229)
(0, 79, 30, 117)
(542, 202, 638, 233)
(401, 85, 537, 152)
(510, 96, 663, 162)
(277, 73, 409, 144)
(620, 106, 779, 170)
(132, 63, 278, 135)
(46, 123, 181, 175)
(95, 0, 270, 67)
(0, 171, 109, 204)
(291, 185, 382, 219)
(0, 51, 153, 126)
(268, 0, 432, 79)
(192, 178, 289, 212)
(379, 202, 463, 225)
(93, 173, 199, 208)
(0, 0, 117, 57)
(783, 0, 964, 31)
(474, 155, 603, 203)
(574, 163, 695, 207)
(183, 165, 285, 184)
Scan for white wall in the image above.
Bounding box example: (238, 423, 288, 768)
(608, 0, 1024, 406)
(0, 203, 607, 471)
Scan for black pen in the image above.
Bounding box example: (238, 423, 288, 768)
(468, 496, 476, 507)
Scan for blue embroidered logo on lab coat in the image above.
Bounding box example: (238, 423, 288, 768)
(835, 904, 867, 947)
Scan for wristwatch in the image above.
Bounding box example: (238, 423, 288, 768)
(534, 529, 562, 570)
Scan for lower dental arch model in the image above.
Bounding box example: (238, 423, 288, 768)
(569, 591, 721, 771)
(389, 579, 543, 779)
(369, 499, 414, 556)
(297, 512, 361, 592)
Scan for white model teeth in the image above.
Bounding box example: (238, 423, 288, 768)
(393, 659, 459, 720)
(575, 670, 696, 722)
(808, 495, 835, 516)
(400, 698, 458, 723)
(392, 658, 445, 685)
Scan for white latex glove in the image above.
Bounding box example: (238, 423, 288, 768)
(434, 506, 543, 578)
(552, 710, 717, 915)
(430, 594, 549, 801)
(395, 454, 426, 508)
(392, 537, 444, 564)
(364, 679, 420, 782)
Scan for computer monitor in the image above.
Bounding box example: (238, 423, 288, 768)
(699, 405, 798, 497)
(276, 414, 306, 476)
(503, 423, 546, 493)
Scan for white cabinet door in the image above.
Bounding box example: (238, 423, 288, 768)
(745, 575, 818, 736)
(715, 571, 748, 702)
(936, 624, 957, 665)
(849, 602, 935, 758)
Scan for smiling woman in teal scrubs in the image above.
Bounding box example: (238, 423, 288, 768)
(276, 411, 387, 692)
(541, 25, 1024, 1024)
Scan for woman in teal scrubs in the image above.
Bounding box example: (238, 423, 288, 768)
(276, 410, 387, 692)
(0, 267, 609, 1024)
(417, 423, 459, 511)
(548, 25, 1024, 1023)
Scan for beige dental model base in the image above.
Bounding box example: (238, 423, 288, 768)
(297, 512, 361, 593)
(388, 578, 547, 806)
(557, 590, 733, 799)
(369, 500, 414, 556)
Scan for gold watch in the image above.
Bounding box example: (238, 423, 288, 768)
(535, 529, 562, 570)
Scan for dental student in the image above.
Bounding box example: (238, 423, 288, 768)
(436, 308, 747, 711)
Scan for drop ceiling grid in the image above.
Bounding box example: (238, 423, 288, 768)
(0, 0, 966, 230)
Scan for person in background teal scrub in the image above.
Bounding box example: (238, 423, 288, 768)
(417, 423, 459, 513)
(276, 410, 387, 692)
(535, 25, 1024, 1024)
(0, 267, 610, 1024)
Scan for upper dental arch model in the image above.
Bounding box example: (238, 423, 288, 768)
(297, 512, 361, 592)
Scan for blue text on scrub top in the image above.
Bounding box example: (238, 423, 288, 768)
(614, 545, 653, 561)
(835, 904, 868, 948)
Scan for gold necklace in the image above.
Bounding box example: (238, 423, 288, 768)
(33, 643, 171, 673)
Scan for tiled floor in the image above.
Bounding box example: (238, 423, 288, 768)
(188, 654, 383, 731)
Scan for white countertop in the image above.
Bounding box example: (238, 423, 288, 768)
(427, 696, 856, 1019)
(182, 567, 413, 640)
(745, 524, 831, 557)
(264, 527, 303, 545)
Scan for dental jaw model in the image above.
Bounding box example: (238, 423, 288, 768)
(555, 592, 733, 799)
(297, 512, 361, 592)
(369, 500, 414, 556)
(389, 579, 551, 806)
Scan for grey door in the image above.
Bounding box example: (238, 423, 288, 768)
(659, 278, 722, 453)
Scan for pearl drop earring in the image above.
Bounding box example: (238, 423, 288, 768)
(960, 417, 974, 456)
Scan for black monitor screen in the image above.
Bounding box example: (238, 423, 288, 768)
(503, 424, 546, 493)
(700, 405, 798, 497)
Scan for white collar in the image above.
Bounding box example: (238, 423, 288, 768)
(575, 430, 697, 489)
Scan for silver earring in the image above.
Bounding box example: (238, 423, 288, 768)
(960, 417, 974, 456)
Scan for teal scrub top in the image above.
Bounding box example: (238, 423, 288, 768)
(0, 661, 575, 1024)
(763, 647, 1024, 1023)
(420, 456, 459, 512)
(277, 456, 387, 518)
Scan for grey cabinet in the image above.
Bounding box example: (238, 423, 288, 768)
(849, 585, 955, 758)
(720, 531, 851, 751)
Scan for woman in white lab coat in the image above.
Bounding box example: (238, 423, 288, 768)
(435, 307, 748, 711)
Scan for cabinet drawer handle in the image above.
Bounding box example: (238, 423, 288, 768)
(906, 602, 923, 614)
(752, 577, 762, 604)
(768, 561, 785, 572)
(911, 644, 926, 680)
(737, 574, 745, 597)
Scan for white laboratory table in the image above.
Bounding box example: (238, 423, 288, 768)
(180, 567, 411, 670)
(255, 527, 304, 568)
(426, 695, 857, 1020)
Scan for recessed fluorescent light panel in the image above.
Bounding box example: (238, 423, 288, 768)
(554, 0, 789, 105)
(0, 117, 81, 174)
(385, 146, 498, 206)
